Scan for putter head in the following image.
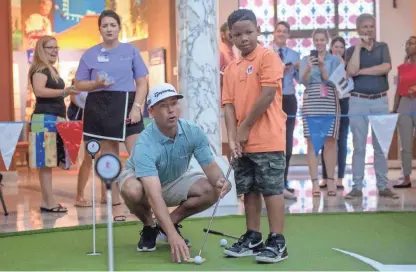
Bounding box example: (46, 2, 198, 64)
(185, 257, 206, 263)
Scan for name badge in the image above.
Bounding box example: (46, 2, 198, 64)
(97, 55, 109, 63)
(320, 84, 329, 97)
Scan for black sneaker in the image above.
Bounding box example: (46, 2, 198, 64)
(255, 233, 288, 263)
(223, 230, 264, 257)
(136, 225, 159, 252)
(157, 223, 191, 247)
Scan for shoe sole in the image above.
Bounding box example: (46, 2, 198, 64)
(157, 232, 191, 247)
(136, 246, 156, 252)
(256, 255, 288, 263)
(223, 249, 260, 257)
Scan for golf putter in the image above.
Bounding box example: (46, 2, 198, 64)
(202, 228, 239, 240)
(198, 160, 234, 257)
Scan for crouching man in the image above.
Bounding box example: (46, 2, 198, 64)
(116, 83, 232, 263)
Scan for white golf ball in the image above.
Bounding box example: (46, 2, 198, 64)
(220, 238, 228, 247)
(194, 255, 203, 264)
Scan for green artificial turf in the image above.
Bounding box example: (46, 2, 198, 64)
(1, 212, 416, 271)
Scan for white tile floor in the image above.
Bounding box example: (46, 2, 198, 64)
(1, 165, 415, 233)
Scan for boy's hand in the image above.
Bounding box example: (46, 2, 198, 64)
(236, 124, 250, 149)
(229, 141, 242, 158)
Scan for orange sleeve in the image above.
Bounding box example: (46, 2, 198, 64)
(220, 51, 226, 73)
(260, 49, 283, 87)
(221, 66, 234, 106)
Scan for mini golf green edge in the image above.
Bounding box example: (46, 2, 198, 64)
(1, 212, 415, 271)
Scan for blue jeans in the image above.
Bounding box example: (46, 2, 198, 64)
(322, 98, 349, 179)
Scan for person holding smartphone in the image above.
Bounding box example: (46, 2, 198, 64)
(272, 21, 300, 200)
(299, 29, 341, 197)
(320, 36, 349, 191)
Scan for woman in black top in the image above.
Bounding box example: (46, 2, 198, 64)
(28, 35, 77, 213)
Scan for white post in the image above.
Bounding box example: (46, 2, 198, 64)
(176, 0, 238, 217)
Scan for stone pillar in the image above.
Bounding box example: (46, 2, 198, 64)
(176, 0, 238, 217)
(176, 0, 221, 157)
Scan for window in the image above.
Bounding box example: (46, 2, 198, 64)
(239, 0, 376, 163)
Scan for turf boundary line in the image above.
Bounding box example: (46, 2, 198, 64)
(1, 211, 415, 239)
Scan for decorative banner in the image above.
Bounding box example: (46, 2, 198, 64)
(328, 63, 354, 98)
(369, 114, 399, 158)
(306, 116, 335, 156)
(56, 121, 83, 164)
(0, 123, 24, 170)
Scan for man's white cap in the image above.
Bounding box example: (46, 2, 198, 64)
(147, 83, 183, 108)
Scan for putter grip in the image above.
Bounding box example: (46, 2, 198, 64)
(203, 228, 223, 236)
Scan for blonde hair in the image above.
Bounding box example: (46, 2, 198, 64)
(28, 35, 60, 83)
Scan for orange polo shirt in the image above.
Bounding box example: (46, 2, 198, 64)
(222, 45, 287, 153)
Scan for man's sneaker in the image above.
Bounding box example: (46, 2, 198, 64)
(379, 188, 399, 199)
(157, 223, 191, 247)
(344, 188, 363, 199)
(137, 225, 159, 252)
(255, 233, 288, 263)
(223, 230, 264, 257)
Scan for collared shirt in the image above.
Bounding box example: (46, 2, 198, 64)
(126, 119, 214, 185)
(222, 45, 287, 153)
(273, 45, 300, 95)
(299, 52, 341, 87)
(220, 42, 236, 73)
(346, 41, 391, 95)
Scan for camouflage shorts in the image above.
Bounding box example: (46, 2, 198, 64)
(234, 151, 286, 196)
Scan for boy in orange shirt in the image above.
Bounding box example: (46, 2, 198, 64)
(222, 9, 288, 264)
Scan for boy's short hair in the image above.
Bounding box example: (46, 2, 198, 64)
(227, 9, 257, 30)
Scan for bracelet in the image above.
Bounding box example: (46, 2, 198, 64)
(62, 89, 66, 97)
(134, 103, 141, 110)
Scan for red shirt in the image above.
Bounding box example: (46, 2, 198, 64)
(397, 62, 416, 96)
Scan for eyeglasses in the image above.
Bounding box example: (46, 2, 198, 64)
(43, 46, 60, 50)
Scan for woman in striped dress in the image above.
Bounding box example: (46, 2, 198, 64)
(299, 29, 341, 197)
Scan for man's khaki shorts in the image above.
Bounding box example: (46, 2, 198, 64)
(116, 168, 206, 207)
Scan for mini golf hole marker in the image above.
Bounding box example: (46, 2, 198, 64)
(95, 153, 122, 272)
(86, 140, 102, 256)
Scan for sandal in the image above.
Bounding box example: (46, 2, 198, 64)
(113, 215, 126, 222)
(101, 200, 122, 207)
(327, 178, 337, 196)
(312, 179, 321, 197)
(40, 204, 68, 213)
(74, 200, 92, 207)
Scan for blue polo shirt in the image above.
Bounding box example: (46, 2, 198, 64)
(126, 119, 214, 185)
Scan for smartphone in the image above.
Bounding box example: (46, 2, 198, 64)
(309, 50, 319, 65)
(310, 50, 318, 58)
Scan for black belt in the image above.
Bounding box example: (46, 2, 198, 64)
(350, 92, 387, 99)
